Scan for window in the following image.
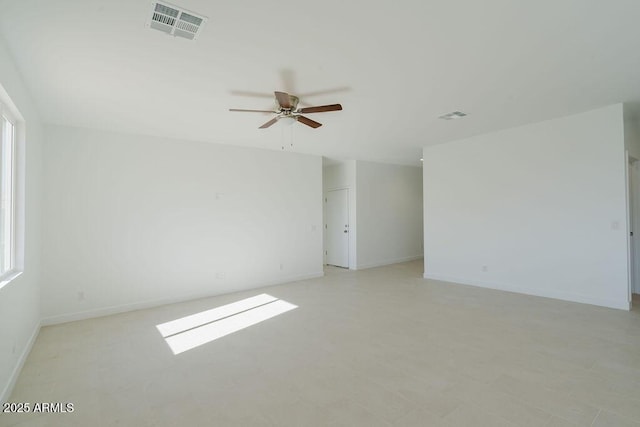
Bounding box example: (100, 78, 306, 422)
(0, 106, 15, 277)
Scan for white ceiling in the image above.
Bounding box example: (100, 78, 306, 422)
(1, 0, 640, 165)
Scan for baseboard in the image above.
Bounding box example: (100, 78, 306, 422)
(423, 273, 630, 311)
(1, 320, 40, 403)
(41, 271, 325, 326)
(259, 271, 325, 287)
(357, 255, 423, 270)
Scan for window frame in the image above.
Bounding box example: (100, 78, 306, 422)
(0, 96, 22, 289)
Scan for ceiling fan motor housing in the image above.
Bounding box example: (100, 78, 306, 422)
(280, 95, 299, 113)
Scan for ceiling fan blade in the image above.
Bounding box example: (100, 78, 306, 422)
(298, 86, 351, 98)
(230, 90, 274, 99)
(274, 91, 292, 109)
(297, 116, 322, 128)
(229, 108, 277, 113)
(259, 117, 279, 129)
(297, 104, 343, 114)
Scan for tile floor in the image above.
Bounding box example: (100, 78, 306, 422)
(2, 260, 640, 426)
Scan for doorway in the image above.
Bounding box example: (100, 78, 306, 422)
(325, 188, 349, 268)
(630, 158, 640, 304)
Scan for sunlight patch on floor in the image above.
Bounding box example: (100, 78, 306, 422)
(156, 294, 297, 354)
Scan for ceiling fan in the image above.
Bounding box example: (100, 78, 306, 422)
(229, 91, 342, 129)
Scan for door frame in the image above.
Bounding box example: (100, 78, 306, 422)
(324, 187, 350, 268)
(627, 152, 640, 307)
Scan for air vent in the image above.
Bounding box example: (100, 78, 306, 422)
(439, 111, 468, 120)
(147, 2, 207, 40)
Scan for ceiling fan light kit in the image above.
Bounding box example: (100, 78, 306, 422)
(230, 91, 342, 129)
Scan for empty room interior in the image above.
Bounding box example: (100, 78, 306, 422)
(1, 1, 640, 426)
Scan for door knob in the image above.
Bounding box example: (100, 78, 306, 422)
(344, 230, 348, 233)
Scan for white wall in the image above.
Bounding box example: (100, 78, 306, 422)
(355, 161, 423, 269)
(41, 125, 323, 323)
(323, 161, 357, 268)
(0, 38, 44, 401)
(423, 104, 629, 310)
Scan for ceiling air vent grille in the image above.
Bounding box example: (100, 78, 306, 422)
(147, 2, 207, 40)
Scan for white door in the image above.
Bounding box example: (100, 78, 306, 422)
(326, 189, 349, 268)
(631, 161, 640, 295)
